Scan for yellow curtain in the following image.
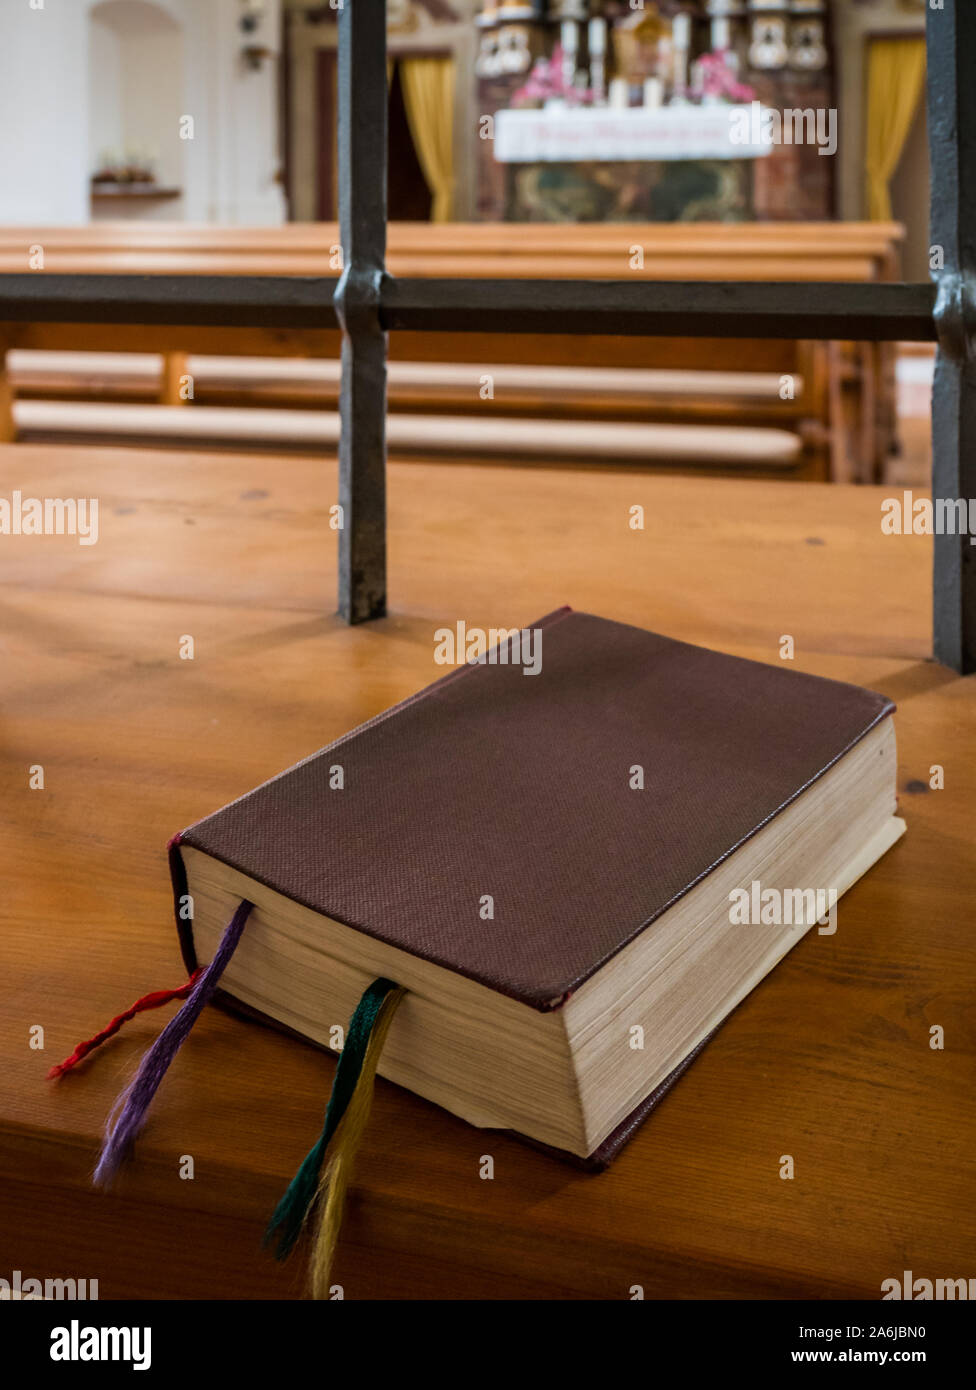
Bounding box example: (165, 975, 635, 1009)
(865, 36, 927, 221)
(399, 56, 456, 223)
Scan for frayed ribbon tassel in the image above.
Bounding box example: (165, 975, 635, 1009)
(265, 977, 405, 1296)
(91, 900, 252, 1187)
(51, 901, 399, 1294)
(47, 970, 205, 1080)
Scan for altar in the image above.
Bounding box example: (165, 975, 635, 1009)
(493, 102, 772, 221)
(474, 1, 835, 224)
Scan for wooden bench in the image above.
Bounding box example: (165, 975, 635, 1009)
(0, 219, 905, 280)
(0, 221, 905, 480)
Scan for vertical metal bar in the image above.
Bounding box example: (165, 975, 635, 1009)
(334, 0, 388, 623)
(928, 0, 976, 672)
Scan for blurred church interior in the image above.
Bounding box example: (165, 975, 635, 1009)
(0, 0, 933, 485)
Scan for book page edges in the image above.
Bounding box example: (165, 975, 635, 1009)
(573, 811, 906, 1161)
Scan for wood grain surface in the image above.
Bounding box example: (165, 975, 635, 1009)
(1, 443, 972, 1299)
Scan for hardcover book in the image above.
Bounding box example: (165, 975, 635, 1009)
(168, 607, 904, 1169)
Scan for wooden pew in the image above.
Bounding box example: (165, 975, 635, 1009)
(0, 221, 904, 480)
(0, 220, 902, 281)
(5, 349, 818, 475)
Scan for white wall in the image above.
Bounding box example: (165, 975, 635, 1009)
(89, 15, 123, 175)
(199, 0, 286, 224)
(0, 0, 285, 225)
(89, 1, 187, 217)
(0, 0, 91, 224)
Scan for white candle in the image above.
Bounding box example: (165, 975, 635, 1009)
(712, 18, 731, 52)
(608, 77, 630, 109)
(643, 76, 663, 109)
(560, 19, 578, 93)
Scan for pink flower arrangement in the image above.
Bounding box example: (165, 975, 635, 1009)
(512, 45, 595, 107)
(696, 50, 755, 104)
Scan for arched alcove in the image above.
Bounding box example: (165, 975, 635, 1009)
(88, 0, 186, 217)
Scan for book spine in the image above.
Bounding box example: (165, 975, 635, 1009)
(168, 833, 198, 976)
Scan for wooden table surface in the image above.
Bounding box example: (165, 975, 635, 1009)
(2, 444, 972, 1300)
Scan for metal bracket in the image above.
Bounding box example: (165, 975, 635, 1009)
(932, 271, 976, 368)
(333, 265, 386, 342)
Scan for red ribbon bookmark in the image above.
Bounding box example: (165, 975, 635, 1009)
(47, 968, 204, 1079)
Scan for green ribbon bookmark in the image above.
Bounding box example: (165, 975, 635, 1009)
(264, 976, 400, 1260)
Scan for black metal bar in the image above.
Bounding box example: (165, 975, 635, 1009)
(0, 274, 338, 328)
(333, 0, 388, 625)
(0, 274, 936, 342)
(382, 279, 937, 342)
(928, 0, 976, 674)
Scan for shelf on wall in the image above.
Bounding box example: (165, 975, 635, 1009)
(90, 184, 183, 200)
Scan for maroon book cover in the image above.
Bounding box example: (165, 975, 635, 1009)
(170, 607, 894, 1166)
